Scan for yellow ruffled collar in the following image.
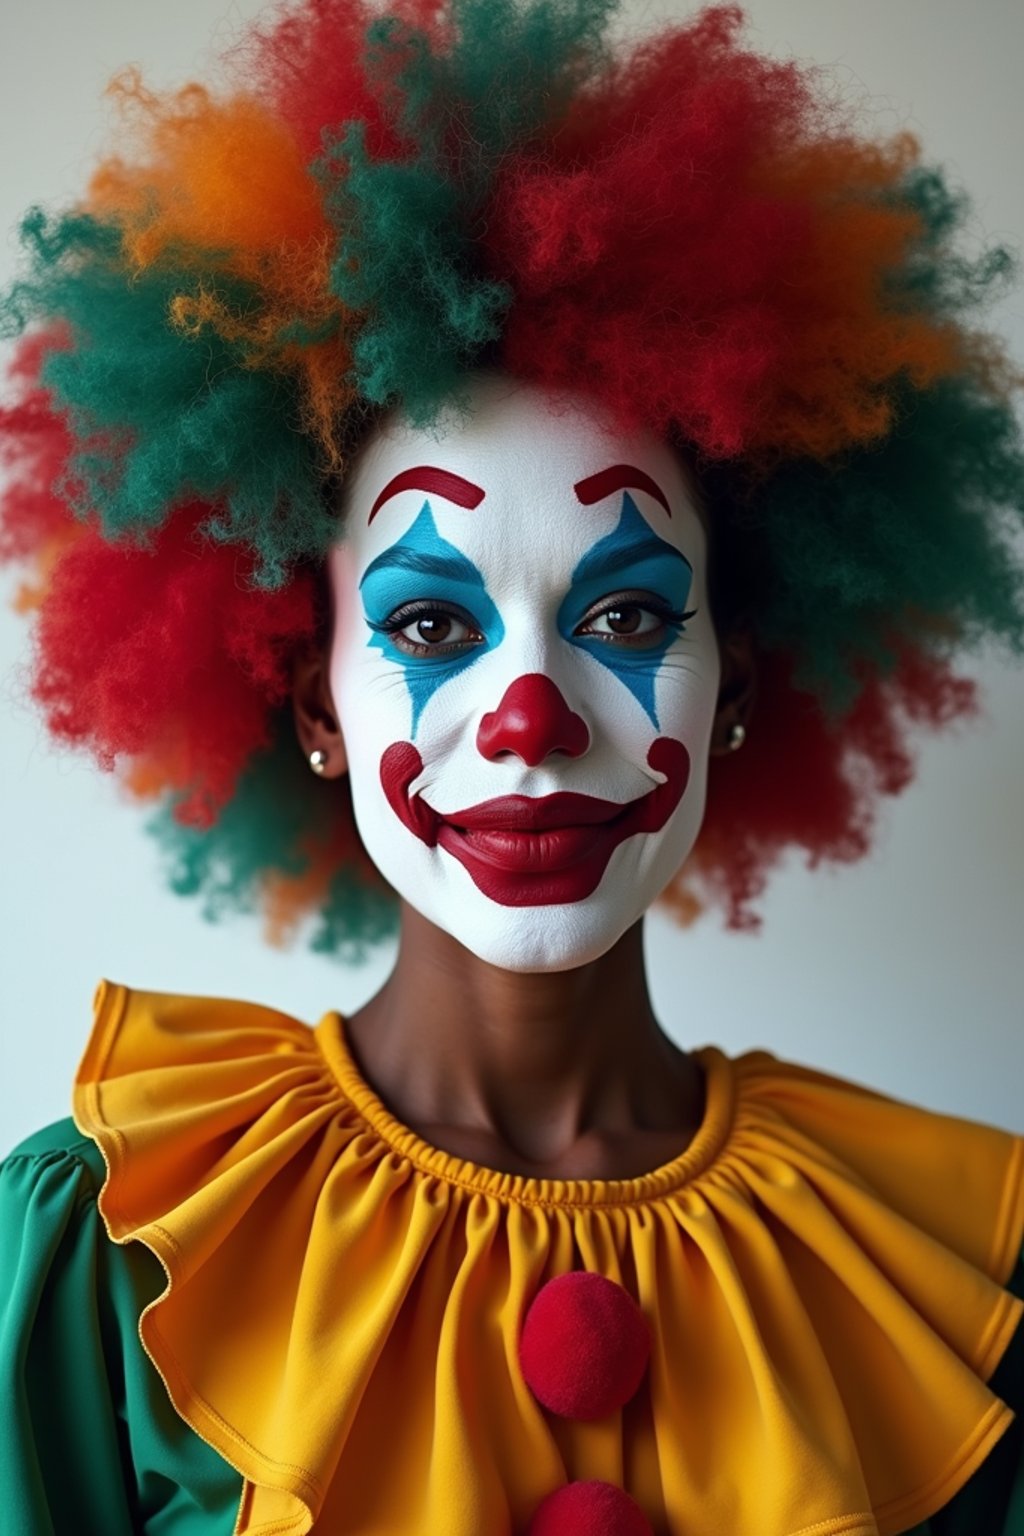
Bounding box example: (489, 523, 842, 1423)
(74, 979, 1024, 1536)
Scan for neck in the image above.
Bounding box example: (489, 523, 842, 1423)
(344, 902, 704, 1172)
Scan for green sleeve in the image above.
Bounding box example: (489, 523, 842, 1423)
(901, 1242, 1024, 1536)
(0, 1118, 241, 1536)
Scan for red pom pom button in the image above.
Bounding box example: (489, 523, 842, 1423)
(527, 1480, 654, 1536)
(519, 1271, 650, 1419)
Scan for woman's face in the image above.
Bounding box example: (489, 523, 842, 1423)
(327, 375, 721, 972)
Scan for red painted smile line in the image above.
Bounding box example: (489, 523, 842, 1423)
(380, 738, 691, 907)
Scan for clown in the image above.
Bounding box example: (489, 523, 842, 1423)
(295, 374, 750, 972)
(1, 1, 1023, 1533)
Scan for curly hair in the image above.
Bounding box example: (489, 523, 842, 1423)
(1, 0, 1022, 954)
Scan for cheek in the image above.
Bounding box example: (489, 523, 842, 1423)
(326, 561, 402, 762)
(330, 639, 400, 759)
(571, 627, 719, 776)
(653, 623, 721, 743)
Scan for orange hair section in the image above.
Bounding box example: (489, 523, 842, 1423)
(87, 72, 354, 467)
(261, 828, 354, 948)
(747, 132, 960, 460)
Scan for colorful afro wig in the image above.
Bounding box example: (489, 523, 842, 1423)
(2, 0, 1024, 952)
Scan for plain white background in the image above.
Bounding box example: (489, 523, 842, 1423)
(1, 0, 1022, 1153)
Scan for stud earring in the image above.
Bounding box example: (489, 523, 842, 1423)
(309, 748, 329, 775)
(727, 722, 746, 752)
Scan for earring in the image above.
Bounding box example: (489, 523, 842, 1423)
(309, 748, 329, 775)
(727, 722, 746, 752)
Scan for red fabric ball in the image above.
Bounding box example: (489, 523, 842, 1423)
(526, 1480, 654, 1536)
(519, 1272, 650, 1419)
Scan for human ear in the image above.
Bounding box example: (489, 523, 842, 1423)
(708, 623, 757, 757)
(291, 641, 348, 779)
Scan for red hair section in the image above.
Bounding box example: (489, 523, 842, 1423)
(1, 336, 315, 832)
(237, 0, 438, 163)
(0, 331, 83, 607)
(487, 6, 959, 459)
(28, 502, 317, 829)
(667, 644, 980, 931)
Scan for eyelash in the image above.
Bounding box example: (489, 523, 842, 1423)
(366, 594, 699, 656)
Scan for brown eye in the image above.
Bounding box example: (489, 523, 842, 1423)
(413, 615, 452, 643)
(582, 605, 664, 640)
(604, 606, 643, 635)
(385, 608, 482, 652)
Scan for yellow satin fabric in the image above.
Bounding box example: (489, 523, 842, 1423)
(74, 979, 1024, 1536)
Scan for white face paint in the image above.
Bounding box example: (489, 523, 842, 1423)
(327, 374, 721, 972)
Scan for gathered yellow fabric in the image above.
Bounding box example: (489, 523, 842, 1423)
(73, 980, 1024, 1536)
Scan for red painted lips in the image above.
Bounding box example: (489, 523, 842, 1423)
(380, 738, 691, 907)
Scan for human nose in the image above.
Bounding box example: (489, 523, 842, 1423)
(476, 674, 590, 766)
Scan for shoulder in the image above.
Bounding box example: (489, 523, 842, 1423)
(731, 1045, 1024, 1287)
(2, 1114, 106, 1201)
(82, 976, 316, 1075)
(5, 1114, 103, 1167)
(0, 1116, 113, 1277)
(0, 1123, 242, 1533)
(89, 976, 313, 1032)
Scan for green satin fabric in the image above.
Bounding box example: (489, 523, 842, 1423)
(0, 1120, 240, 1535)
(2, 1117, 1022, 1536)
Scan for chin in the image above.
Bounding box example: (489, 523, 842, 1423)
(411, 855, 677, 969)
(363, 819, 702, 972)
(444, 903, 640, 974)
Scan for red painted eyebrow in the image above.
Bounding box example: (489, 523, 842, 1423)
(368, 465, 486, 524)
(573, 464, 672, 518)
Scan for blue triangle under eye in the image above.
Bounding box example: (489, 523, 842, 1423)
(359, 502, 504, 737)
(557, 493, 694, 730)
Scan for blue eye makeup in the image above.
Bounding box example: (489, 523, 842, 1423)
(359, 492, 696, 736)
(359, 503, 503, 735)
(365, 602, 484, 654)
(556, 493, 695, 727)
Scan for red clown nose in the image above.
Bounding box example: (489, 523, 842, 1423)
(477, 674, 589, 765)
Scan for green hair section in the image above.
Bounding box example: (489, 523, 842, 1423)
(746, 373, 1024, 713)
(323, 0, 615, 419)
(710, 163, 1024, 714)
(146, 709, 399, 960)
(0, 209, 336, 589)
